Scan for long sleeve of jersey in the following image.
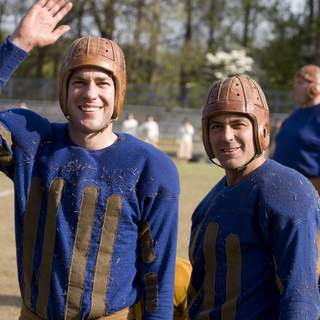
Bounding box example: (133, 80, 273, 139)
(0, 36, 28, 90)
(188, 160, 320, 320)
(137, 155, 179, 320)
(0, 109, 179, 320)
(258, 163, 320, 319)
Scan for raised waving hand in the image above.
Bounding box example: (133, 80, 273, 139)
(11, 0, 73, 52)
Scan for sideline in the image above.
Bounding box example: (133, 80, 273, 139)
(0, 189, 13, 197)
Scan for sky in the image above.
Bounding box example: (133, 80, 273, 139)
(290, 0, 304, 13)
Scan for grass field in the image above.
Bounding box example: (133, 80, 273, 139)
(175, 161, 224, 258)
(0, 161, 224, 317)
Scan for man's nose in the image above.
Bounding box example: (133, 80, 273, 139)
(84, 81, 98, 99)
(222, 125, 234, 141)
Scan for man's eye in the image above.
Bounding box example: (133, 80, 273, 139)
(98, 81, 112, 86)
(234, 123, 247, 128)
(72, 80, 85, 86)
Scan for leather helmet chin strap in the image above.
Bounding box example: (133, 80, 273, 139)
(210, 144, 262, 172)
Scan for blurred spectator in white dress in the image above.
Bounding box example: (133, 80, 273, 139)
(176, 118, 194, 161)
(121, 112, 138, 137)
(139, 115, 159, 146)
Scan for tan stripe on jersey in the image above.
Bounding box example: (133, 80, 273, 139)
(140, 222, 156, 263)
(144, 272, 158, 313)
(0, 150, 13, 167)
(221, 234, 241, 320)
(186, 224, 203, 318)
(272, 256, 284, 296)
(0, 126, 12, 147)
(23, 177, 43, 309)
(188, 225, 202, 266)
(198, 222, 218, 320)
(0, 126, 13, 167)
(36, 178, 64, 317)
(65, 186, 99, 319)
(89, 195, 122, 317)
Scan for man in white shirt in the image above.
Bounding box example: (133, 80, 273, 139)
(121, 112, 139, 136)
(176, 118, 195, 161)
(139, 115, 159, 146)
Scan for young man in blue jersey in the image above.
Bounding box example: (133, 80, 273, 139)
(273, 65, 320, 193)
(0, 1, 179, 319)
(187, 75, 320, 319)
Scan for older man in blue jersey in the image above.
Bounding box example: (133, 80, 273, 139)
(188, 75, 320, 319)
(273, 65, 320, 194)
(0, 1, 179, 319)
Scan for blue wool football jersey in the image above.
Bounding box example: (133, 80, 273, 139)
(273, 105, 320, 177)
(0, 36, 28, 88)
(0, 38, 179, 319)
(188, 160, 320, 319)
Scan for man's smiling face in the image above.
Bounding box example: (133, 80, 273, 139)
(209, 113, 256, 171)
(67, 66, 115, 135)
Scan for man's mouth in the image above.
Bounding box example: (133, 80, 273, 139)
(79, 105, 103, 112)
(221, 147, 240, 154)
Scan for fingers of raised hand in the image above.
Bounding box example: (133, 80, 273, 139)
(13, 0, 72, 50)
(52, 1, 73, 20)
(44, 0, 72, 16)
(35, 0, 72, 18)
(31, 0, 72, 35)
(37, 0, 48, 7)
(52, 24, 70, 40)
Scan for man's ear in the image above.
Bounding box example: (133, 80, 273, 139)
(308, 83, 320, 97)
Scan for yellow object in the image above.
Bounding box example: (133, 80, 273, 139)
(133, 257, 192, 320)
(174, 257, 192, 320)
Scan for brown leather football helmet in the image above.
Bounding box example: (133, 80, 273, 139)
(202, 74, 270, 161)
(59, 36, 126, 120)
